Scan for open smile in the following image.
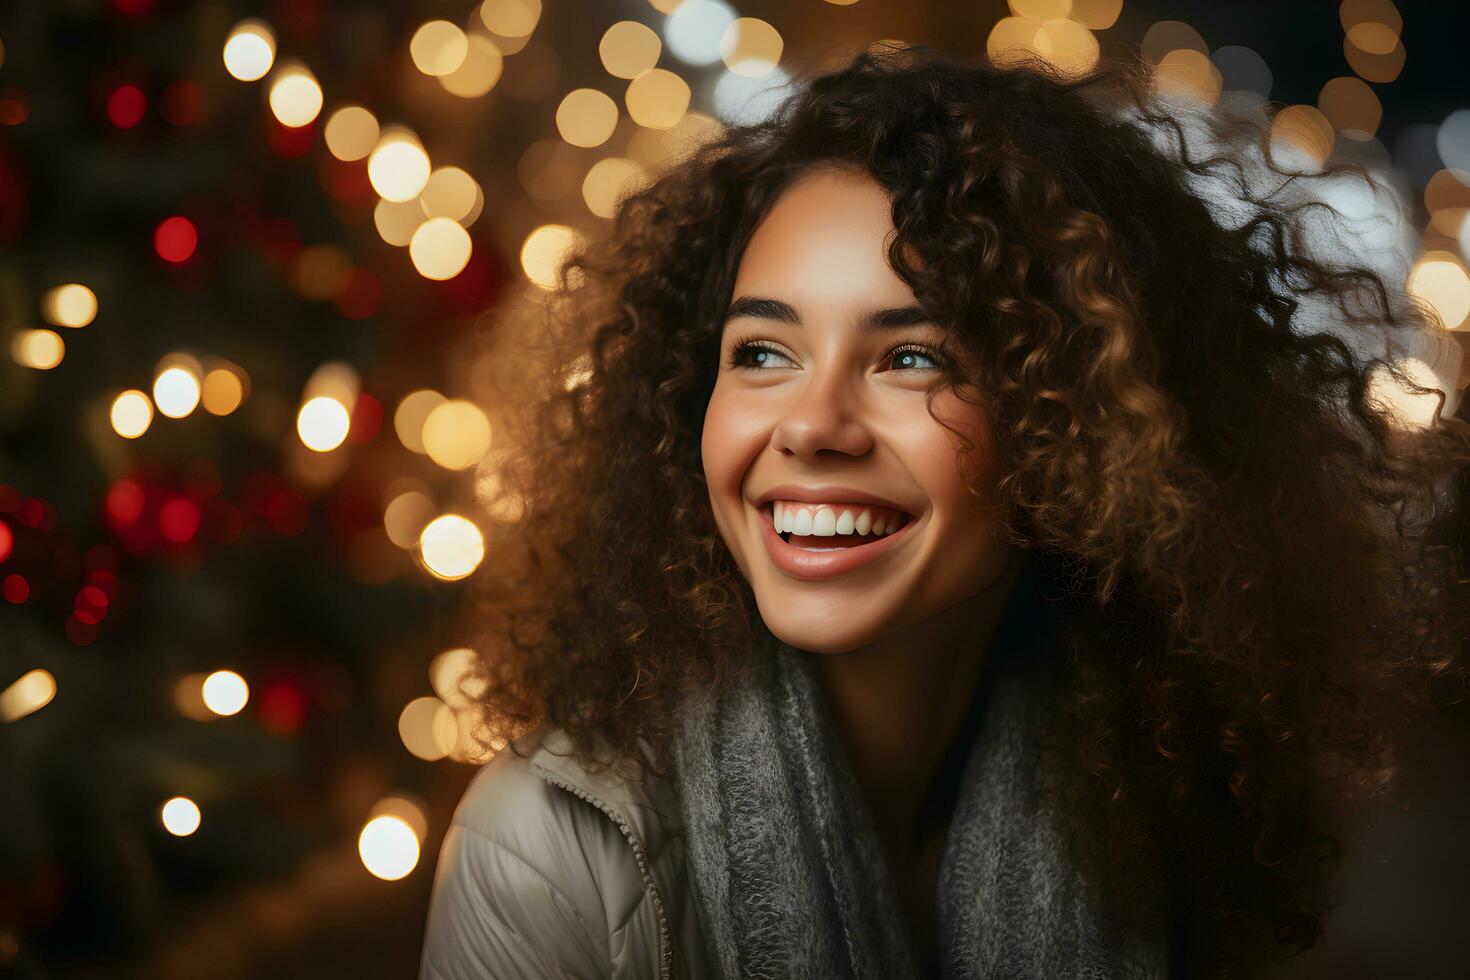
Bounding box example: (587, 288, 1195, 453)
(757, 501, 918, 581)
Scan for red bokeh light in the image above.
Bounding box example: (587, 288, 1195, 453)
(105, 479, 147, 528)
(3, 573, 29, 603)
(107, 85, 147, 128)
(348, 392, 383, 443)
(65, 613, 98, 646)
(0, 519, 12, 563)
(154, 216, 198, 263)
(334, 267, 382, 320)
(265, 490, 310, 536)
(259, 679, 309, 736)
(160, 80, 203, 127)
(159, 497, 202, 543)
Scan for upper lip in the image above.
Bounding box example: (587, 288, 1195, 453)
(751, 484, 918, 517)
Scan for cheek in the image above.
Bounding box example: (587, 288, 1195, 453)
(700, 382, 766, 517)
(919, 390, 998, 518)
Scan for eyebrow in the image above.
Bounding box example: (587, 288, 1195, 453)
(722, 295, 935, 332)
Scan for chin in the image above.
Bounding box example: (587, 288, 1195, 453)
(752, 595, 891, 655)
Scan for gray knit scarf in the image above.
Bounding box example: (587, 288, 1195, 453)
(671, 565, 1172, 979)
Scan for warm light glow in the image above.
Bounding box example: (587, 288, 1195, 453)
(418, 514, 485, 581)
(267, 62, 324, 128)
(625, 69, 691, 130)
(395, 389, 448, 453)
(520, 224, 582, 289)
(359, 814, 421, 880)
(583, 157, 649, 218)
(1070, 0, 1123, 30)
(431, 647, 486, 708)
(556, 88, 619, 148)
(42, 284, 98, 328)
(420, 167, 483, 226)
(719, 18, 782, 77)
(1271, 104, 1336, 169)
(1009, 0, 1071, 18)
(600, 21, 662, 79)
(160, 797, 202, 836)
(664, 0, 736, 67)
(1317, 76, 1381, 139)
(439, 34, 504, 98)
(153, 365, 202, 419)
(411, 21, 469, 76)
(223, 19, 276, 82)
(202, 367, 246, 415)
(478, 0, 542, 38)
(384, 489, 437, 548)
(374, 198, 424, 247)
(409, 218, 473, 280)
(1407, 252, 1470, 331)
(1155, 48, 1222, 106)
(324, 105, 380, 161)
(201, 669, 249, 716)
(422, 399, 493, 470)
(0, 669, 57, 723)
(398, 696, 457, 761)
(110, 389, 154, 439)
(11, 329, 64, 370)
(297, 396, 352, 451)
(369, 130, 432, 203)
(1367, 357, 1447, 429)
(1141, 20, 1208, 65)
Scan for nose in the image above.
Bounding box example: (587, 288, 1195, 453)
(768, 358, 874, 459)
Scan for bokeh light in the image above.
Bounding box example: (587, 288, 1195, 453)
(719, 18, 783, 77)
(520, 224, 582, 289)
(418, 514, 485, 580)
(160, 797, 202, 837)
(583, 157, 648, 218)
(556, 88, 619, 148)
(409, 217, 473, 280)
(153, 362, 202, 419)
(267, 61, 323, 128)
(421, 399, 492, 470)
(324, 105, 380, 161)
(11, 329, 64, 370)
(369, 129, 432, 203)
(420, 167, 484, 226)
(398, 695, 457, 761)
(0, 669, 57, 723)
(625, 68, 691, 130)
(297, 396, 352, 452)
(600, 21, 662, 79)
(394, 389, 448, 453)
(42, 284, 98, 328)
(410, 21, 469, 77)
(1407, 251, 1470, 330)
(223, 19, 276, 82)
(201, 669, 249, 716)
(664, 0, 736, 66)
(358, 814, 420, 880)
(478, 0, 542, 39)
(110, 389, 154, 438)
(439, 34, 505, 98)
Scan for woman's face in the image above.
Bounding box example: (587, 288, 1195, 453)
(701, 165, 1020, 655)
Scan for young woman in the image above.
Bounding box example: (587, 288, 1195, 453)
(418, 45, 1470, 979)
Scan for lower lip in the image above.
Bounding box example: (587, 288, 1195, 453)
(758, 504, 917, 581)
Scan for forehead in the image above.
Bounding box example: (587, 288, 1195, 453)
(733, 167, 915, 304)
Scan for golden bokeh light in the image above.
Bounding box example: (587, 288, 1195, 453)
(12, 329, 64, 370)
(422, 399, 493, 470)
(520, 224, 582, 289)
(153, 361, 202, 418)
(1407, 251, 1470, 331)
(1343, 32, 1404, 84)
(410, 20, 469, 77)
(267, 61, 323, 128)
(1141, 20, 1208, 65)
(418, 514, 485, 581)
(42, 283, 97, 328)
(384, 489, 437, 548)
(223, 19, 276, 82)
(202, 366, 247, 415)
(1339, 0, 1402, 36)
(201, 669, 249, 717)
(430, 647, 486, 709)
(358, 814, 420, 880)
(1271, 104, 1336, 169)
(110, 389, 154, 439)
(0, 669, 57, 723)
(556, 88, 619, 148)
(600, 21, 662, 79)
(1009, 0, 1071, 20)
(583, 157, 649, 218)
(1426, 169, 1470, 237)
(719, 18, 783, 77)
(394, 389, 448, 453)
(987, 18, 1046, 69)
(1317, 76, 1381, 139)
(479, 0, 542, 38)
(1155, 48, 1222, 105)
(374, 197, 425, 247)
(986, 17, 1096, 77)
(398, 696, 458, 761)
(1070, 0, 1123, 30)
(173, 673, 213, 722)
(650, 0, 687, 12)
(368, 129, 432, 203)
(625, 68, 691, 130)
(324, 105, 380, 161)
(439, 34, 504, 98)
(297, 395, 352, 452)
(420, 167, 484, 227)
(160, 797, 202, 837)
(409, 218, 473, 280)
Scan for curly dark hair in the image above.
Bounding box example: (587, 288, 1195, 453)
(453, 43, 1470, 976)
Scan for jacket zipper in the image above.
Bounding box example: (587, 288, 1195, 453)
(527, 762, 673, 980)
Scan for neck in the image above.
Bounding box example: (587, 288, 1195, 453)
(812, 548, 1031, 859)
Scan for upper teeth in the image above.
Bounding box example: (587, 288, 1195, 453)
(772, 501, 909, 537)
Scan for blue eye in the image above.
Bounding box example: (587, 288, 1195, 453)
(725, 337, 944, 373)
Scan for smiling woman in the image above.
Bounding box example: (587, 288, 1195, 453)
(419, 44, 1470, 980)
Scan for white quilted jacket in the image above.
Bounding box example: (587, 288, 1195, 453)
(418, 722, 709, 979)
